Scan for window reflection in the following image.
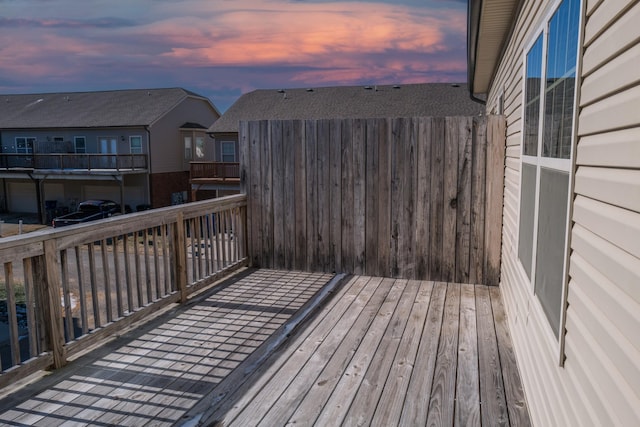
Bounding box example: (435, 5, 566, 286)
(524, 36, 543, 156)
(542, 0, 579, 159)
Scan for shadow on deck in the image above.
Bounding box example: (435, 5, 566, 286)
(0, 269, 530, 426)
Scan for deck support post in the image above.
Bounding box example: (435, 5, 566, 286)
(34, 239, 67, 368)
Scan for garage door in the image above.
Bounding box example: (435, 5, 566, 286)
(8, 182, 38, 213)
(82, 185, 120, 202)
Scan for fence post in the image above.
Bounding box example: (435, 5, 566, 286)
(173, 212, 188, 303)
(34, 239, 66, 368)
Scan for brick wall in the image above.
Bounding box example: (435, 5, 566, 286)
(149, 171, 190, 208)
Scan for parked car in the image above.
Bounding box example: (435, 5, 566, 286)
(52, 200, 122, 228)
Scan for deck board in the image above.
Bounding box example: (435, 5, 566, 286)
(0, 270, 531, 426)
(213, 276, 530, 427)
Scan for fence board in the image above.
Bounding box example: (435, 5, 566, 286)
(284, 121, 296, 270)
(306, 120, 319, 271)
(470, 118, 487, 284)
(377, 118, 391, 277)
(456, 117, 473, 284)
(341, 119, 354, 273)
(443, 117, 460, 281)
(242, 116, 505, 285)
(261, 120, 274, 269)
(415, 118, 432, 279)
(390, 118, 403, 277)
(365, 119, 380, 275)
(271, 120, 285, 268)
(249, 120, 263, 268)
(353, 119, 366, 274)
(329, 120, 342, 272)
(484, 116, 506, 285)
(429, 118, 445, 280)
(294, 121, 307, 271)
(317, 119, 332, 271)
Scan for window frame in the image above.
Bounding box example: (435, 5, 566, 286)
(184, 136, 192, 161)
(74, 136, 86, 153)
(221, 141, 236, 162)
(15, 137, 35, 153)
(195, 136, 205, 159)
(130, 135, 143, 154)
(516, 0, 582, 356)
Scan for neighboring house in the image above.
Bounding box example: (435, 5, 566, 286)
(0, 88, 220, 223)
(197, 83, 484, 199)
(468, 0, 639, 425)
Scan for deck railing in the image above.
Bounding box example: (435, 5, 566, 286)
(0, 153, 148, 171)
(190, 161, 240, 180)
(0, 194, 247, 388)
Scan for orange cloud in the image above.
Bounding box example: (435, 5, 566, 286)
(143, 1, 462, 67)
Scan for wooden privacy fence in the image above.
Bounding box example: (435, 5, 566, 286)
(0, 194, 247, 389)
(241, 116, 505, 285)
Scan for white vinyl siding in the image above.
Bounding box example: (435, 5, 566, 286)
(485, 0, 640, 425)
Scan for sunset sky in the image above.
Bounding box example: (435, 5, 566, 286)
(0, 0, 468, 112)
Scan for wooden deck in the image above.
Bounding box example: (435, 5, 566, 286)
(0, 270, 530, 426)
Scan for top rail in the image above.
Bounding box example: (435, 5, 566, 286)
(0, 153, 148, 171)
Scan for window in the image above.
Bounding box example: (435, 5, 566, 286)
(518, 0, 579, 337)
(221, 141, 235, 162)
(130, 136, 142, 154)
(74, 136, 86, 153)
(15, 137, 35, 153)
(195, 136, 205, 159)
(184, 137, 192, 160)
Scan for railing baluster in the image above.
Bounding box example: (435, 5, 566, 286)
(153, 227, 161, 299)
(221, 211, 228, 268)
(123, 233, 134, 313)
(134, 230, 143, 306)
(4, 262, 20, 367)
(22, 258, 38, 358)
(75, 246, 88, 335)
(161, 224, 171, 295)
(144, 229, 152, 302)
(173, 212, 187, 303)
(214, 212, 223, 271)
(60, 249, 74, 341)
(87, 243, 100, 328)
(113, 236, 124, 318)
(189, 218, 196, 283)
(195, 217, 203, 281)
(101, 240, 112, 323)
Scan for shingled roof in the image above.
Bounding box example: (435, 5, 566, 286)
(0, 88, 218, 129)
(209, 83, 484, 134)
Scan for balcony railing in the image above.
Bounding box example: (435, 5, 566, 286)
(0, 153, 148, 171)
(0, 194, 247, 388)
(190, 161, 240, 181)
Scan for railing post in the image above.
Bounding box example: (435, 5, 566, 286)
(173, 212, 188, 303)
(34, 239, 66, 369)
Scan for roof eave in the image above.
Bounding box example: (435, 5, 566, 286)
(467, 0, 522, 97)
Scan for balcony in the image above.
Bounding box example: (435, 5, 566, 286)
(0, 153, 148, 173)
(190, 161, 240, 181)
(190, 161, 241, 197)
